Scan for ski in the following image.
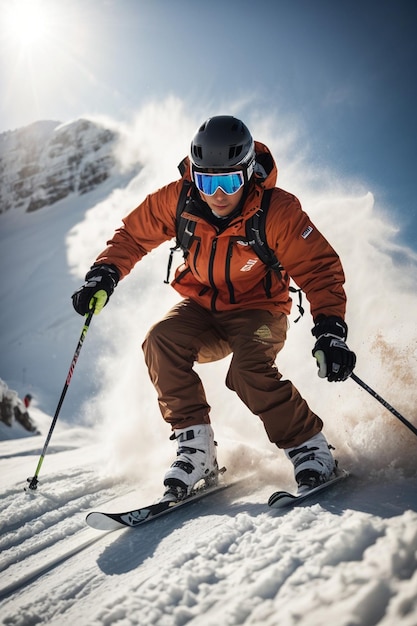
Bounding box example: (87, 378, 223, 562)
(86, 474, 232, 531)
(268, 469, 350, 509)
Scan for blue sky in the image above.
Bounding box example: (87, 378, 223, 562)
(1, 0, 416, 248)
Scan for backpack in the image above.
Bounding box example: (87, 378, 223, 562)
(164, 173, 304, 320)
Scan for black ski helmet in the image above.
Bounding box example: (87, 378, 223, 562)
(190, 116, 255, 181)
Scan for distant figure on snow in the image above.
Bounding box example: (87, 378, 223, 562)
(23, 393, 32, 409)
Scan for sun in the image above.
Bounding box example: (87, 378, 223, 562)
(2, 0, 54, 49)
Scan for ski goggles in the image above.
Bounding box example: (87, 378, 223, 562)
(193, 170, 245, 196)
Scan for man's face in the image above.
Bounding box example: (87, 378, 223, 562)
(199, 186, 244, 217)
(194, 168, 246, 217)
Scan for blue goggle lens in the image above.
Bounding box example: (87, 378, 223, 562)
(194, 171, 245, 196)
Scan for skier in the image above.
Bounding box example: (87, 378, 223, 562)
(23, 393, 32, 408)
(72, 115, 356, 500)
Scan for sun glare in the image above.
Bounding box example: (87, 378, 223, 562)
(3, 0, 53, 49)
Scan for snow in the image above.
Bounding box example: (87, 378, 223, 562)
(1, 430, 416, 625)
(1, 102, 417, 625)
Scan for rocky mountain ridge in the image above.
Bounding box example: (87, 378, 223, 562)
(0, 118, 124, 214)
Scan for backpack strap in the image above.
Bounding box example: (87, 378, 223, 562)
(246, 188, 304, 322)
(164, 178, 193, 284)
(175, 179, 195, 253)
(245, 189, 283, 276)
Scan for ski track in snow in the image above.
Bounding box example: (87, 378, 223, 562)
(0, 429, 416, 626)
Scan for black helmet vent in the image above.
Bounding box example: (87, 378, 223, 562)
(229, 145, 243, 160)
(192, 145, 203, 160)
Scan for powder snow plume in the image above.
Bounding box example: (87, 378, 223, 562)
(1, 97, 416, 626)
(63, 98, 417, 488)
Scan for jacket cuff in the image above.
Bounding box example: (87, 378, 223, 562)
(312, 315, 347, 340)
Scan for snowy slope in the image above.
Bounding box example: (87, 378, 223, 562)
(1, 423, 416, 626)
(0, 103, 416, 625)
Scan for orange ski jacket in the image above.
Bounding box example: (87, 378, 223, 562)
(94, 142, 346, 320)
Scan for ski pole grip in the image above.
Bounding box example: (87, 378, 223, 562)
(90, 292, 106, 315)
(314, 350, 327, 378)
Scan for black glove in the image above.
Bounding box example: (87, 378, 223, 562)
(312, 315, 356, 382)
(72, 264, 119, 315)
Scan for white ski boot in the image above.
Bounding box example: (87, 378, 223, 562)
(285, 431, 336, 493)
(163, 424, 219, 501)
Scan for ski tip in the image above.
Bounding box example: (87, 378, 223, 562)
(268, 468, 350, 509)
(267, 491, 296, 508)
(86, 512, 126, 532)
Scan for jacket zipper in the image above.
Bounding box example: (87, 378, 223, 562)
(226, 241, 236, 304)
(208, 238, 219, 311)
(189, 238, 201, 277)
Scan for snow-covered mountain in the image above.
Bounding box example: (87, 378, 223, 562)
(0, 119, 123, 215)
(0, 118, 128, 438)
(0, 115, 142, 417)
(0, 104, 416, 625)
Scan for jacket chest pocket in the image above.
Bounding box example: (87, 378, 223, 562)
(226, 237, 262, 278)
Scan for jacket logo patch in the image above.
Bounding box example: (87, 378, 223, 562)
(302, 225, 313, 239)
(240, 258, 258, 272)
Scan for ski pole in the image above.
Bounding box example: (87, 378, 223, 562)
(26, 305, 96, 491)
(350, 372, 417, 439)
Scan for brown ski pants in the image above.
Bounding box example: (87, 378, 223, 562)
(142, 298, 323, 449)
